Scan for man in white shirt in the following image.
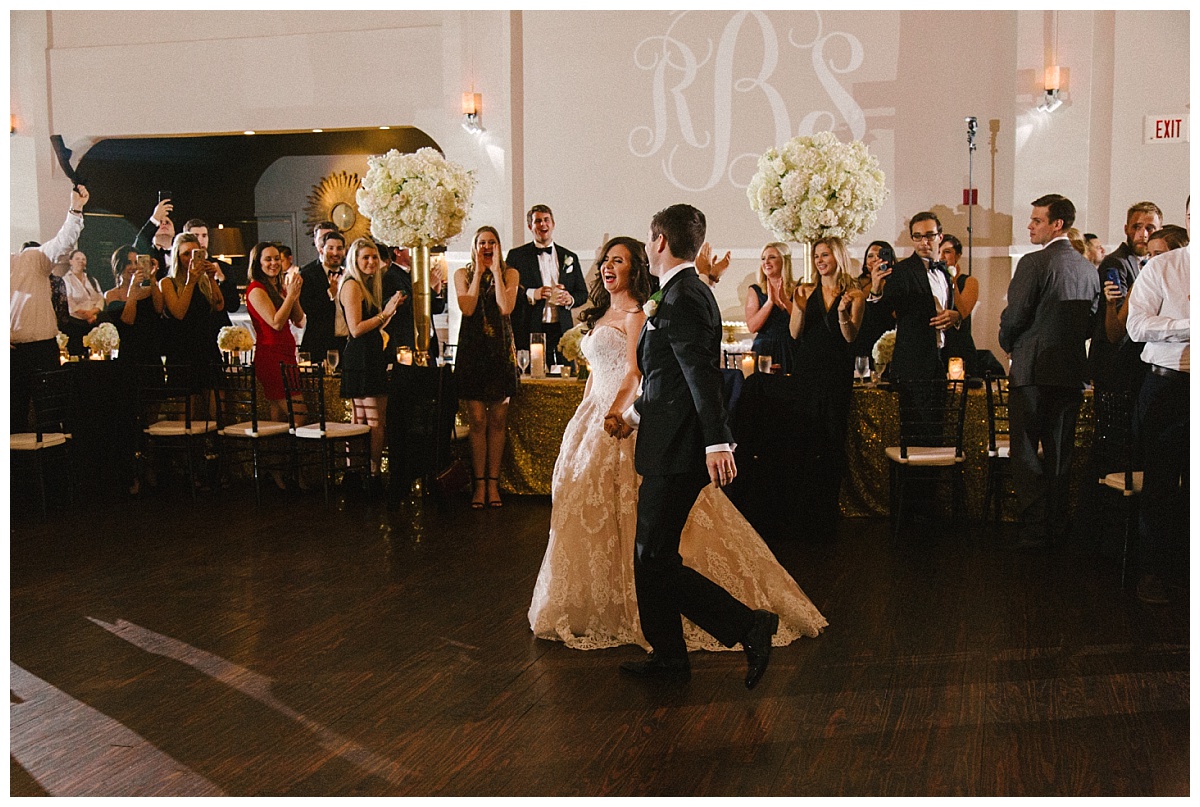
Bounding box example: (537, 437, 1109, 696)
(1124, 200, 1190, 604)
(505, 205, 586, 363)
(11, 185, 88, 431)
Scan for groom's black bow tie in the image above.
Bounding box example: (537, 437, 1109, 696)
(535, 245, 554, 256)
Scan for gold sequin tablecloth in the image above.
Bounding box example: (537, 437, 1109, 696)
(839, 385, 1094, 518)
(497, 377, 585, 495)
(487, 377, 1094, 521)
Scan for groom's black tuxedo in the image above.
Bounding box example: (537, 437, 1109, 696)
(631, 265, 753, 659)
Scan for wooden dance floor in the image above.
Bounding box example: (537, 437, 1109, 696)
(10, 486, 1189, 796)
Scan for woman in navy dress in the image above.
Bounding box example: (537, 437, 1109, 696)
(744, 241, 797, 375)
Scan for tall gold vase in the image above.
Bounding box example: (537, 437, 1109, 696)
(409, 245, 433, 366)
(796, 241, 814, 285)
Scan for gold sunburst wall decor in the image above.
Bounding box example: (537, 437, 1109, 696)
(304, 170, 370, 244)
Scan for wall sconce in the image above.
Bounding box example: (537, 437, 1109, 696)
(461, 92, 483, 134)
(1037, 65, 1063, 113)
(208, 225, 246, 261)
(10, 113, 17, 135)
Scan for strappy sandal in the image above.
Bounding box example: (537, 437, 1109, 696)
(471, 476, 487, 509)
(486, 476, 503, 508)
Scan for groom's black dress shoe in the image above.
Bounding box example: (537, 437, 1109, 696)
(743, 609, 779, 690)
(619, 653, 691, 682)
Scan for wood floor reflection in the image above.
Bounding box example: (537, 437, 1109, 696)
(10, 485, 1189, 796)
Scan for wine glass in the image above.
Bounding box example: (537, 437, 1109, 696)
(298, 351, 311, 366)
(517, 349, 531, 376)
(326, 350, 340, 374)
(855, 356, 870, 384)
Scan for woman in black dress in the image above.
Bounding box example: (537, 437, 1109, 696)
(339, 237, 402, 481)
(453, 226, 520, 508)
(104, 244, 163, 367)
(789, 236, 865, 536)
(744, 241, 796, 374)
(938, 234, 979, 375)
(160, 232, 224, 413)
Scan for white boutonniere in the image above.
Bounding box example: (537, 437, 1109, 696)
(563, 254, 575, 274)
(642, 290, 663, 318)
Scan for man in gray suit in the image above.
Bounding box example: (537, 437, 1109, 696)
(999, 194, 1101, 548)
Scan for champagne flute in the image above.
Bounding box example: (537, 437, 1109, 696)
(855, 355, 870, 384)
(517, 349, 530, 376)
(326, 350, 340, 374)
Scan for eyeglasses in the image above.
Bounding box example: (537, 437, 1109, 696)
(910, 231, 941, 242)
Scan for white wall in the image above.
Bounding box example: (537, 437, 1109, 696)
(11, 9, 1190, 358)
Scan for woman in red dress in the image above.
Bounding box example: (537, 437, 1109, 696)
(246, 241, 304, 421)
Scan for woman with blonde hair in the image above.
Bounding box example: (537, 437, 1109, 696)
(339, 237, 402, 484)
(789, 235, 865, 537)
(454, 226, 520, 508)
(160, 231, 224, 399)
(744, 241, 797, 374)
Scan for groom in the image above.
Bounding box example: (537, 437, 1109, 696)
(605, 203, 779, 688)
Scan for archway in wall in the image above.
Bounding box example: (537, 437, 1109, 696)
(73, 127, 440, 288)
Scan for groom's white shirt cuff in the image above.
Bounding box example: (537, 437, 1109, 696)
(621, 405, 734, 454)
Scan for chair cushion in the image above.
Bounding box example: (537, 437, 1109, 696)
(10, 432, 68, 450)
(1100, 471, 1143, 495)
(885, 446, 963, 466)
(146, 421, 218, 436)
(988, 436, 1010, 458)
(295, 422, 371, 440)
(219, 421, 290, 438)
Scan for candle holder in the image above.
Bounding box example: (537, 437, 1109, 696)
(740, 350, 757, 378)
(530, 333, 547, 379)
(947, 357, 965, 380)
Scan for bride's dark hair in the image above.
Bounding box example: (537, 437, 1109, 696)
(580, 236, 651, 331)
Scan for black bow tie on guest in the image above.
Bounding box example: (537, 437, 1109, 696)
(535, 246, 554, 256)
(931, 261, 948, 273)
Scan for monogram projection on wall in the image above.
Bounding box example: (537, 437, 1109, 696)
(629, 11, 871, 193)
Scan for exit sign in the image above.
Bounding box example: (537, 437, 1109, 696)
(1144, 115, 1189, 143)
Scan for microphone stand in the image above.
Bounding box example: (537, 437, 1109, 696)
(965, 117, 977, 276)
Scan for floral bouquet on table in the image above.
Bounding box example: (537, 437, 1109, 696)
(82, 322, 120, 356)
(872, 329, 896, 368)
(217, 325, 254, 352)
(746, 131, 888, 244)
(55, 331, 69, 352)
(558, 323, 588, 380)
(355, 147, 476, 247)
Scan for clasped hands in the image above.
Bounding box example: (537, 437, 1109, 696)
(929, 307, 961, 330)
(603, 411, 633, 439)
(539, 284, 572, 306)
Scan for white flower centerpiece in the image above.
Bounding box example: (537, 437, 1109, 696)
(217, 325, 254, 363)
(355, 147, 476, 364)
(872, 329, 896, 368)
(82, 322, 120, 358)
(747, 132, 888, 281)
(558, 323, 589, 380)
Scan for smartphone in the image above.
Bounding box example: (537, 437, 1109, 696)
(1104, 267, 1123, 292)
(136, 254, 153, 286)
(192, 248, 207, 262)
(158, 190, 171, 203)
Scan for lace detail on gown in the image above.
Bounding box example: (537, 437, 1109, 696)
(528, 325, 828, 651)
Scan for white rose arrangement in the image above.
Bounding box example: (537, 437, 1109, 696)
(747, 132, 888, 244)
(217, 325, 254, 352)
(355, 147, 476, 247)
(56, 332, 69, 351)
(82, 322, 120, 353)
(872, 329, 896, 367)
(558, 323, 587, 363)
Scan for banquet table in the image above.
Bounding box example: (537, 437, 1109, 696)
(490, 372, 1094, 528)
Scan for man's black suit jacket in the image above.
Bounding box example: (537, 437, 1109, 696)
(132, 218, 171, 280)
(999, 239, 1100, 389)
(299, 259, 339, 356)
(505, 242, 587, 338)
(382, 262, 444, 357)
(633, 267, 732, 478)
(862, 252, 955, 381)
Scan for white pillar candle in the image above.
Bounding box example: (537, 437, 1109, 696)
(947, 357, 965, 380)
(741, 352, 756, 378)
(530, 342, 546, 378)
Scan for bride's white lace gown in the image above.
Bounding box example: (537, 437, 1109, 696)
(528, 325, 828, 651)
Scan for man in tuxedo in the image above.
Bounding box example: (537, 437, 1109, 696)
(863, 211, 962, 381)
(605, 203, 778, 689)
(299, 229, 348, 359)
(380, 243, 446, 359)
(999, 194, 1100, 549)
(132, 196, 176, 279)
(182, 218, 241, 329)
(505, 205, 587, 362)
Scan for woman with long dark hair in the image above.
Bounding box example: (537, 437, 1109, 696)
(454, 226, 520, 508)
(104, 244, 163, 367)
(160, 232, 225, 405)
(529, 237, 827, 651)
(246, 241, 304, 420)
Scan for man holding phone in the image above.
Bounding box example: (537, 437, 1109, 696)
(133, 192, 175, 279)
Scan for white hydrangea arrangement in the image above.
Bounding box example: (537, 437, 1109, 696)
(747, 132, 888, 244)
(355, 147, 476, 247)
(56, 331, 69, 351)
(872, 329, 896, 367)
(217, 325, 254, 352)
(82, 322, 120, 353)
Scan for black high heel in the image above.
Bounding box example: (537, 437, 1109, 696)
(471, 476, 487, 509)
(486, 476, 503, 508)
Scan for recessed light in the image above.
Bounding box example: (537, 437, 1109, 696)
(312, 128, 323, 133)
(243, 130, 256, 135)
(379, 126, 390, 130)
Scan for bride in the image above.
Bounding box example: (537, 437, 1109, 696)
(528, 236, 827, 651)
